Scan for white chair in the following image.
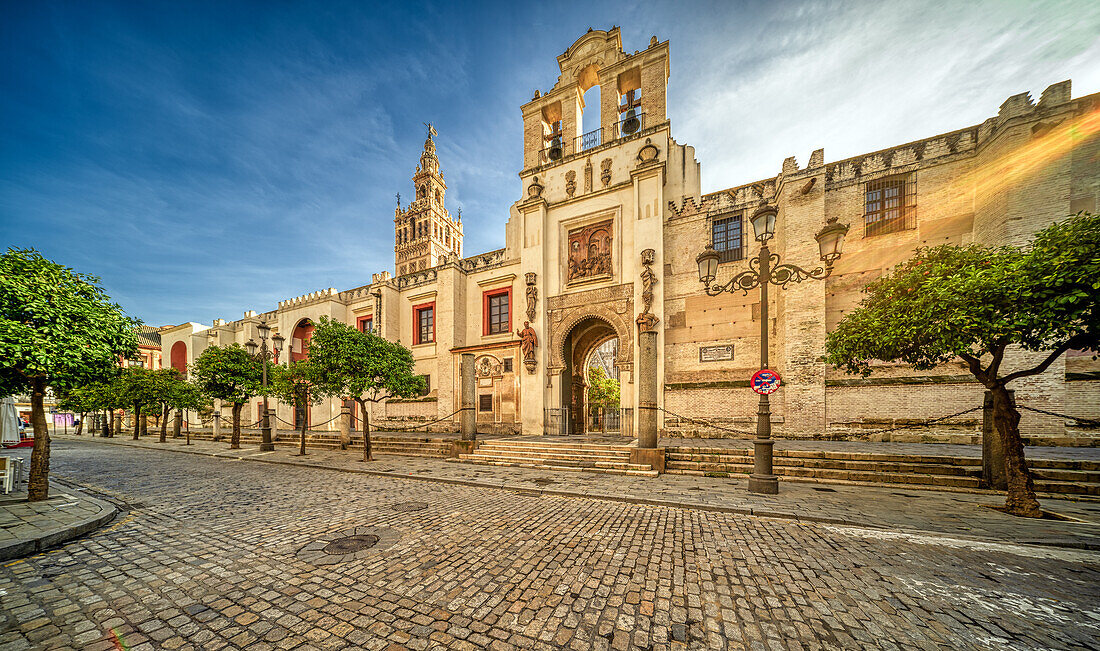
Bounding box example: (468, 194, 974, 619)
(0, 457, 12, 495)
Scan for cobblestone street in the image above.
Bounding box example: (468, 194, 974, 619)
(2, 440, 1098, 650)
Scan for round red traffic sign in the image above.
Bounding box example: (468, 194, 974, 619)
(750, 369, 781, 395)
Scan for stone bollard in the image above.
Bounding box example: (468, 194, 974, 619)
(213, 412, 222, 440)
(340, 403, 351, 450)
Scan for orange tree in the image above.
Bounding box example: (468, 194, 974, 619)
(270, 359, 329, 456)
(191, 343, 262, 449)
(824, 212, 1099, 517)
(307, 317, 423, 461)
(0, 249, 138, 501)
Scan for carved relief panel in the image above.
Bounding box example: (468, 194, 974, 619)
(566, 219, 613, 284)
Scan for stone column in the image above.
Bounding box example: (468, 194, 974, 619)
(461, 353, 476, 441)
(637, 329, 658, 448)
(340, 403, 352, 450)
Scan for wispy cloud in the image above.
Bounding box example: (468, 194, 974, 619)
(1, 0, 1097, 326)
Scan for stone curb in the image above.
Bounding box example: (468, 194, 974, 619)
(61, 437, 1100, 551)
(0, 480, 119, 562)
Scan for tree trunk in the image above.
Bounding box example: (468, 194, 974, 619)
(27, 378, 51, 502)
(159, 405, 169, 443)
(173, 410, 182, 439)
(230, 403, 242, 449)
(74, 412, 84, 436)
(990, 385, 1042, 518)
(298, 403, 307, 456)
(132, 405, 142, 440)
(359, 400, 373, 462)
(141, 412, 148, 437)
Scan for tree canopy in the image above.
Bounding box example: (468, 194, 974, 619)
(191, 343, 263, 448)
(824, 212, 1100, 517)
(308, 316, 423, 460)
(0, 248, 139, 500)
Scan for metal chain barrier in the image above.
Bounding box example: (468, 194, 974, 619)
(373, 407, 473, 433)
(849, 406, 981, 436)
(656, 406, 757, 437)
(1018, 405, 1100, 427)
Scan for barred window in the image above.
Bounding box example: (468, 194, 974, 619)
(420, 374, 431, 396)
(479, 394, 493, 412)
(712, 214, 743, 262)
(865, 175, 916, 236)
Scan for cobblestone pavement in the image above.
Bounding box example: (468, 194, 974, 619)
(0, 447, 117, 560)
(2, 440, 1099, 650)
(66, 434, 1100, 548)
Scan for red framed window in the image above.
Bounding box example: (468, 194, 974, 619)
(483, 287, 511, 335)
(356, 315, 373, 333)
(413, 302, 435, 345)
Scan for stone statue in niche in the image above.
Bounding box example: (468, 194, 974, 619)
(566, 219, 613, 283)
(583, 158, 593, 194)
(636, 248, 660, 333)
(600, 158, 612, 187)
(515, 321, 538, 373)
(525, 272, 538, 322)
(565, 170, 576, 198)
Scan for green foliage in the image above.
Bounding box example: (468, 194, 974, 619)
(151, 368, 206, 412)
(58, 378, 117, 414)
(116, 366, 159, 412)
(190, 343, 263, 405)
(0, 248, 139, 392)
(269, 360, 328, 409)
(586, 366, 621, 408)
(824, 212, 1100, 380)
(307, 316, 424, 403)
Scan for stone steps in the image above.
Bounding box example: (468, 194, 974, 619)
(452, 457, 659, 477)
(665, 447, 1099, 495)
(454, 440, 656, 477)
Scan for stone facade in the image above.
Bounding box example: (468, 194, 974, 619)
(162, 28, 1100, 444)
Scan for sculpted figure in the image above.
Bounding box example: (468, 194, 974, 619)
(516, 321, 538, 362)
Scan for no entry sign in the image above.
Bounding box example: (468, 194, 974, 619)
(750, 369, 781, 395)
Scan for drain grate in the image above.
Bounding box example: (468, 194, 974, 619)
(323, 534, 380, 554)
(391, 501, 428, 513)
(297, 525, 401, 565)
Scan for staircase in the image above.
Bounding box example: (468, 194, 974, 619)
(665, 447, 1100, 496)
(455, 439, 658, 477)
(176, 431, 453, 458)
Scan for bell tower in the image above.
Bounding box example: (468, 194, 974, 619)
(394, 124, 464, 275)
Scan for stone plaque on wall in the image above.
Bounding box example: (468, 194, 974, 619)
(699, 344, 733, 363)
(566, 219, 613, 284)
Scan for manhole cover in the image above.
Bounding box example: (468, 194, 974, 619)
(323, 534, 380, 554)
(392, 501, 428, 512)
(296, 525, 401, 565)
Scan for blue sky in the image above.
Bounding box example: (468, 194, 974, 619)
(2, 0, 1098, 326)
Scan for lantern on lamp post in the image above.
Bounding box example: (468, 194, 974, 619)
(696, 205, 848, 494)
(246, 322, 284, 452)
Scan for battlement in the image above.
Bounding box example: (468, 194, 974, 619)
(277, 287, 340, 310)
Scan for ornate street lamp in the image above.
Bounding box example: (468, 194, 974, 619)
(697, 205, 848, 494)
(246, 322, 284, 452)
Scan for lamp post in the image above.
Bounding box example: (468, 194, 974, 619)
(246, 323, 285, 452)
(696, 204, 848, 494)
